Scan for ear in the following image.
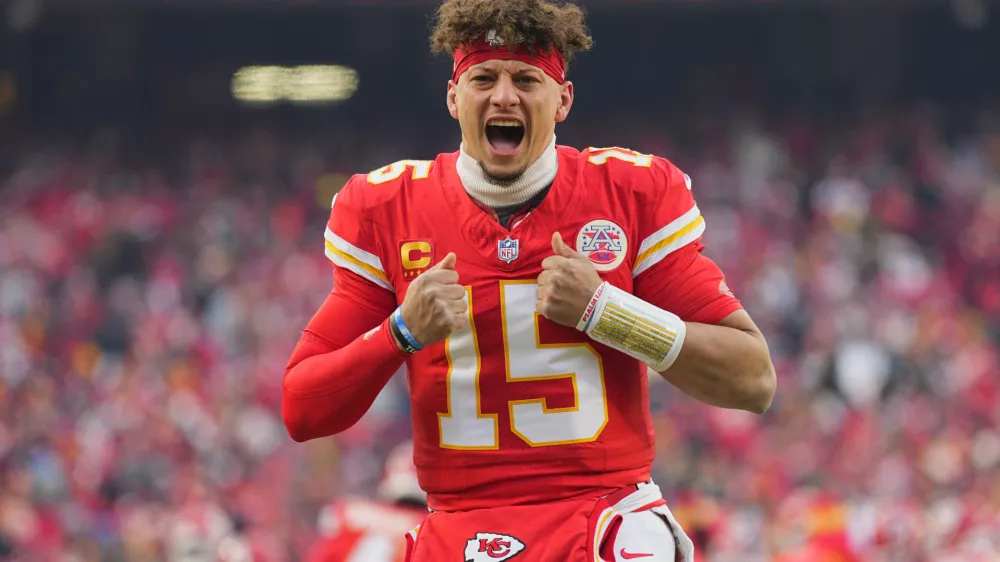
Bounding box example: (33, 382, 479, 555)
(447, 80, 459, 120)
(554, 81, 574, 123)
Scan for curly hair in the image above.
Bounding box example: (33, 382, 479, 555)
(430, 0, 594, 64)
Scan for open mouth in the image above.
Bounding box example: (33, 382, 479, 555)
(485, 119, 525, 155)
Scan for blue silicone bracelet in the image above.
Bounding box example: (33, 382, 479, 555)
(392, 308, 423, 352)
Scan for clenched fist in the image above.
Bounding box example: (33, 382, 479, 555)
(536, 232, 603, 328)
(399, 253, 468, 348)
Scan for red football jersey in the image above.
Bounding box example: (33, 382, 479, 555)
(324, 146, 741, 511)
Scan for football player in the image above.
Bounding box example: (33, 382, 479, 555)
(282, 1, 776, 560)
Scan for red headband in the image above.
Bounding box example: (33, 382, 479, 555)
(452, 32, 566, 84)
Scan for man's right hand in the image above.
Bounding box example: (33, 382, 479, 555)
(398, 253, 467, 348)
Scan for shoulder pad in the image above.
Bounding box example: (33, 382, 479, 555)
(580, 146, 681, 197)
(334, 158, 438, 211)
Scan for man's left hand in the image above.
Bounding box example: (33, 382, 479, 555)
(536, 232, 603, 328)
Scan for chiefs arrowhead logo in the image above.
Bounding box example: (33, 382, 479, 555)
(464, 532, 525, 561)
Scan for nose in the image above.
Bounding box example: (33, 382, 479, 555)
(490, 73, 519, 110)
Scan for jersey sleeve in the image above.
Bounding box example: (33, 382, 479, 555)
(282, 292, 406, 441)
(324, 176, 397, 313)
(632, 159, 743, 325)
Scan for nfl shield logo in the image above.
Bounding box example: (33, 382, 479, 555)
(497, 236, 519, 263)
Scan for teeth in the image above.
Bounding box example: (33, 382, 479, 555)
(487, 120, 522, 127)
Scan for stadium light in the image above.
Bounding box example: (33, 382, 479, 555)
(231, 65, 359, 105)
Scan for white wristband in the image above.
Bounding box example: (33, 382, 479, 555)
(576, 282, 687, 371)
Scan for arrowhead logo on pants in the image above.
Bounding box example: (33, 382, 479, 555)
(464, 532, 526, 561)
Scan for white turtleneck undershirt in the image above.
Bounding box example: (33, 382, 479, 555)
(455, 136, 558, 208)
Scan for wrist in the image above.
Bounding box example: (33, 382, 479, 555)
(378, 317, 411, 356)
(576, 282, 609, 332)
(389, 307, 423, 354)
(576, 282, 687, 371)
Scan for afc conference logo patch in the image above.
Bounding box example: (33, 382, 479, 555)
(498, 236, 519, 264)
(576, 219, 628, 272)
(399, 239, 435, 280)
(464, 532, 526, 562)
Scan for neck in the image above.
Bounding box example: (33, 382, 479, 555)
(456, 137, 558, 208)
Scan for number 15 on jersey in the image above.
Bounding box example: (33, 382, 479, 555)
(438, 281, 610, 450)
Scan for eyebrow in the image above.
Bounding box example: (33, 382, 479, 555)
(470, 63, 543, 77)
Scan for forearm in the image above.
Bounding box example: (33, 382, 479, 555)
(658, 314, 776, 414)
(281, 285, 405, 442)
(579, 278, 775, 414)
(282, 320, 407, 441)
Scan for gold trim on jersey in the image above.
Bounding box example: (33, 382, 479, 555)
(324, 227, 393, 292)
(632, 204, 705, 277)
(592, 508, 618, 561)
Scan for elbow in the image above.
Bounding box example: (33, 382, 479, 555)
(281, 368, 345, 443)
(282, 411, 347, 443)
(282, 379, 319, 442)
(282, 409, 320, 443)
(285, 425, 314, 444)
(281, 395, 347, 443)
(735, 329, 777, 415)
(284, 423, 315, 443)
(744, 361, 777, 415)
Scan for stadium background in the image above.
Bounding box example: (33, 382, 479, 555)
(1, 0, 999, 559)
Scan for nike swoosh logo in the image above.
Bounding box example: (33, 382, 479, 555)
(620, 549, 654, 560)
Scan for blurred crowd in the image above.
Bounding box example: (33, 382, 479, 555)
(646, 106, 1000, 561)
(1, 104, 999, 561)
